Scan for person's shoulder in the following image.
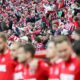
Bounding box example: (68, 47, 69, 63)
(38, 59, 49, 68)
(71, 55, 79, 63)
(68, 56, 80, 69)
(74, 58, 80, 66)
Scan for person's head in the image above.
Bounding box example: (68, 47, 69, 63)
(54, 36, 72, 61)
(0, 33, 7, 53)
(73, 40, 80, 59)
(71, 28, 80, 41)
(73, 16, 79, 22)
(17, 43, 36, 63)
(46, 39, 58, 59)
(10, 42, 20, 60)
(35, 37, 42, 43)
(52, 24, 58, 30)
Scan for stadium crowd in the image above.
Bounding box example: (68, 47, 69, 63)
(0, 0, 80, 80)
(0, 0, 80, 49)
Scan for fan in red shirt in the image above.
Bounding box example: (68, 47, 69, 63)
(35, 37, 44, 51)
(0, 33, 17, 80)
(54, 35, 80, 80)
(73, 16, 79, 29)
(46, 39, 62, 80)
(14, 43, 49, 80)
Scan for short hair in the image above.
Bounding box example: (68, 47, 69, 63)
(54, 35, 71, 45)
(0, 33, 7, 42)
(35, 37, 42, 43)
(73, 16, 79, 21)
(73, 40, 80, 56)
(19, 43, 36, 57)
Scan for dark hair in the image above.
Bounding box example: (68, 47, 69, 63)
(19, 43, 36, 57)
(73, 16, 79, 21)
(35, 37, 42, 43)
(73, 40, 80, 56)
(0, 33, 7, 42)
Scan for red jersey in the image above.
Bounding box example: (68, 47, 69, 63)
(73, 21, 79, 29)
(0, 50, 17, 80)
(36, 60, 49, 80)
(60, 57, 80, 80)
(14, 60, 49, 80)
(14, 64, 29, 80)
(48, 59, 62, 80)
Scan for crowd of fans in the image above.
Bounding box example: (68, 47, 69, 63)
(0, 0, 80, 51)
(0, 0, 80, 80)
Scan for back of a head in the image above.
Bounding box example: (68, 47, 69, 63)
(73, 40, 80, 57)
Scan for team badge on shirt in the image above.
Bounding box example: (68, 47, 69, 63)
(69, 64, 75, 71)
